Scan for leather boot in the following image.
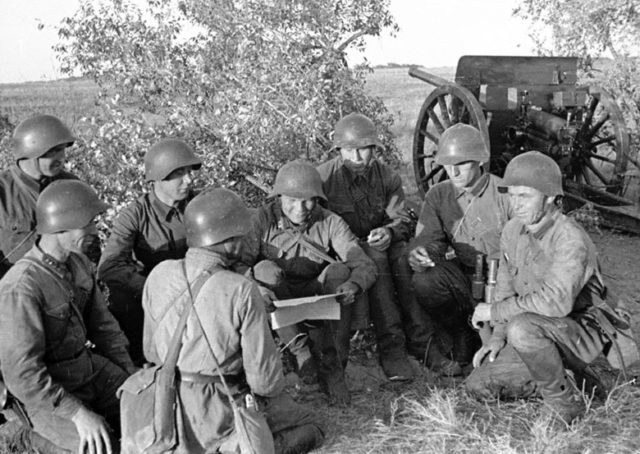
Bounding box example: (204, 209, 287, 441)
(273, 424, 325, 454)
(516, 345, 585, 426)
(317, 352, 350, 406)
(379, 348, 415, 382)
(409, 340, 462, 377)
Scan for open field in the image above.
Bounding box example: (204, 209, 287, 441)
(1, 68, 640, 453)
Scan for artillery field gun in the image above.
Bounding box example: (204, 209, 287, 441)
(410, 56, 640, 233)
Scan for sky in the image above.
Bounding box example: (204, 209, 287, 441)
(0, 0, 538, 83)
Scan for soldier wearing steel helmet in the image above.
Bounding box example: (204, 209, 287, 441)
(240, 160, 377, 406)
(0, 114, 79, 277)
(141, 188, 323, 454)
(0, 180, 135, 454)
(407, 123, 511, 375)
(98, 138, 202, 364)
(465, 151, 636, 426)
(317, 112, 416, 381)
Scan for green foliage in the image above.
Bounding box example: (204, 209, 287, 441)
(54, 0, 399, 214)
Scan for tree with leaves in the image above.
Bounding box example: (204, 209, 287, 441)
(55, 0, 399, 217)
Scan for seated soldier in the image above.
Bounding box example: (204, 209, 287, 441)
(142, 188, 323, 454)
(0, 180, 135, 454)
(466, 151, 635, 425)
(0, 114, 79, 278)
(317, 112, 415, 381)
(240, 160, 377, 405)
(407, 123, 510, 375)
(98, 138, 202, 364)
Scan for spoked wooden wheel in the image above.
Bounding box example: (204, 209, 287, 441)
(570, 87, 630, 196)
(412, 84, 489, 197)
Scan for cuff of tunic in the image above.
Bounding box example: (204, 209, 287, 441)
(52, 393, 84, 420)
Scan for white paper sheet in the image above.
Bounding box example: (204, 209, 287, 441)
(270, 294, 341, 329)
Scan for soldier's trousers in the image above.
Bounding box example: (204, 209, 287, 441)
(26, 354, 128, 453)
(253, 260, 352, 368)
(355, 241, 410, 357)
(407, 259, 475, 355)
(465, 312, 605, 399)
(108, 287, 145, 366)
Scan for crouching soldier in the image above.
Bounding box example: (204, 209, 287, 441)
(466, 151, 638, 425)
(0, 114, 78, 278)
(0, 180, 136, 453)
(317, 113, 415, 381)
(141, 188, 324, 453)
(98, 138, 202, 365)
(407, 124, 510, 374)
(241, 160, 377, 405)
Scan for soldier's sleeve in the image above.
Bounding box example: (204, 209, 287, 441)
(493, 228, 517, 303)
(240, 281, 285, 397)
(141, 280, 161, 365)
(0, 286, 84, 419)
(97, 203, 147, 301)
(491, 226, 590, 322)
(410, 190, 449, 261)
(328, 214, 377, 291)
(237, 207, 266, 273)
(383, 171, 412, 242)
(86, 273, 136, 373)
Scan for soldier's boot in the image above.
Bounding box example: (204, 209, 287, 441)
(378, 335, 415, 382)
(294, 347, 319, 385)
(568, 355, 619, 401)
(517, 345, 585, 427)
(273, 424, 324, 454)
(410, 342, 462, 377)
(436, 309, 478, 367)
(317, 352, 350, 406)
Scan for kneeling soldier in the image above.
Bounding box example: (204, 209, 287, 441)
(0, 180, 135, 453)
(142, 188, 324, 453)
(466, 151, 636, 425)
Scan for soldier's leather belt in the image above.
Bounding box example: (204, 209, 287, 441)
(177, 370, 241, 386)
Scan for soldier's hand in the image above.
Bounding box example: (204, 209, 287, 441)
(71, 406, 112, 454)
(471, 302, 492, 329)
(408, 246, 434, 272)
(257, 286, 277, 313)
(472, 336, 506, 368)
(335, 281, 360, 305)
(367, 227, 391, 252)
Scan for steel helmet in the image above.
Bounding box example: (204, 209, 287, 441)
(435, 123, 490, 166)
(36, 180, 110, 234)
(500, 151, 564, 197)
(185, 188, 251, 247)
(269, 160, 327, 201)
(331, 113, 382, 150)
(13, 114, 75, 160)
(144, 138, 202, 182)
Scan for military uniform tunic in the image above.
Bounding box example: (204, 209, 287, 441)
(0, 245, 133, 450)
(143, 248, 318, 452)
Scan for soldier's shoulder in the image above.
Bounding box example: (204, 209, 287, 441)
(0, 257, 44, 295)
(316, 157, 340, 179)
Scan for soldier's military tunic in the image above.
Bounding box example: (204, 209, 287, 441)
(0, 165, 76, 277)
(143, 248, 320, 453)
(0, 245, 134, 451)
(98, 190, 194, 363)
(465, 211, 624, 398)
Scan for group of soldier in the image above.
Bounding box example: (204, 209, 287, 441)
(0, 111, 634, 453)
